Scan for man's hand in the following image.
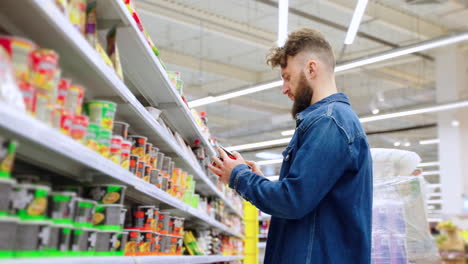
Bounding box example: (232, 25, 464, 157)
(208, 148, 246, 185)
(245, 160, 264, 176)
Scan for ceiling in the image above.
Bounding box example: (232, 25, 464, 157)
(134, 0, 468, 201)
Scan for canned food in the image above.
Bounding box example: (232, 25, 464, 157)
(109, 136, 123, 164)
(128, 135, 147, 158)
(158, 211, 171, 234)
(0, 216, 19, 258)
(85, 123, 99, 151)
(124, 229, 142, 256)
(72, 198, 96, 228)
(46, 224, 73, 256)
(144, 143, 152, 164)
(121, 140, 132, 169)
(71, 115, 89, 143)
(136, 161, 145, 179)
(18, 82, 36, 115)
(0, 36, 36, 82)
(0, 140, 17, 178)
(48, 191, 76, 224)
(70, 227, 97, 255)
(129, 155, 138, 175)
(143, 165, 151, 182)
(84, 100, 117, 131)
(98, 129, 112, 158)
(112, 121, 129, 140)
(11, 183, 50, 220)
(14, 220, 50, 257)
(65, 84, 85, 115)
(94, 204, 124, 230)
(85, 184, 126, 205)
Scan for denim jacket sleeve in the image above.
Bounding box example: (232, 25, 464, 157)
(229, 116, 353, 219)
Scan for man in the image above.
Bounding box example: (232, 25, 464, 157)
(209, 28, 372, 264)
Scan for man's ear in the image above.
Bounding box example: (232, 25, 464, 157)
(307, 60, 318, 79)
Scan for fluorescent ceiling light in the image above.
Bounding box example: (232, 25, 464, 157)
(427, 184, 441, 189)
(277, 0, 289, 47)
(422, 170, 440, 176)
(393, 141, 401, 147)
(255, 152, 283, 160)
(188, 81, 283, 108)
(225, 137, 292, 152)
(418, 161, 440, 167)
(281, 130, 294, 136)
(427, 218, 442, 222)
(452, 120, 460, 127)
(427, 200, 442, 205)
(266, 175, 280, 181)
(188, 31, 468, 108)
(257, 159, 283, 166)
(372, 108, 380, 115)
(403, 142, 411, 147)
(419, 138, 440, 145)
(344, 0, 369, 45)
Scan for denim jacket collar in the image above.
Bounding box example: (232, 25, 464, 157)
(296, 93, 350, 125)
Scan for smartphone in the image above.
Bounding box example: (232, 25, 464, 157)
(219, 146, 236, 160)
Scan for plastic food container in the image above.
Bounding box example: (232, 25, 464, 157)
(133, 206, 157, 231)
(98, 129, 112, 158)
(84, 100, 117, 131)
(0, 36, 36, 82)
(143, 164, 151, 182)
(176, 236, 183, 255)
(128, 135, 147, 159)
(65, 84, 85, 115)
(85, 184, 126, 205)
(136, 161, 145, 179)
(0, 216, 19, 258)
(160, 177, 169, 192)
(85, 123, 99, 151)
(144, 143, 152, 164)
(129, 155, 139, 175)
(0, 178, 15, 214)
(149, 169, 159, 187)
(18, 82, 36, 115)
(121, 140, 131, 169)
(57, 78, 70, 107)
(172, 217, 185, 236)
(46, 224, 73, 256)
(94, 204, 124, 230)
(52, 107, 73, 135)
(15, 220, 51, 258)
(149, 147, 158, 169)
(124, 229, 142, 256)
(159, 233, 171, 255)
(158, 211, 171, 234)
(119, 208, 127, 228)
(112, 121, 129, 140)
(71, 115, 89, 143)
(156, 152, 164, 171)
(138, 230, 155, 255)
(11, 183, 50, 220)
(30, 49, 59, 96)
(48, 191, 76, 224)
(162, 157, 171, 174)
(118, 232, 128, 255)
(70, 227, 97, 256)
(0, 140, 17, 178)
(73, 198, 96, 228)
(35, 94, 53, 125)
(96, 231, 128, 256)
(109, 136, 123, 164)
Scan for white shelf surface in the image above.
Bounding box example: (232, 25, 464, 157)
(0, 0, 241, 218)
(0, 255, 244, 264)
(0, 103, 242, 238)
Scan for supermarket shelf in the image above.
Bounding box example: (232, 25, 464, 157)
(0, 0, 240, 218)
(0, 103, 242, 239)
(98, 0, 217, 159)
(0, 255, 244, 264)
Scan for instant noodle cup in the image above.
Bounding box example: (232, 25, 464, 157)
(65, 84, 85, 115)
(149, 147, 159, 169)
(121, 140, 131, 169)
(149, 169, 159, 187)
(144, 143, 152, 164)
(14, 220, 51, 258)
(137, 230, 155, 255)
(128, 135, 147, 158)
(85, 123, 99, 151)
(110, 136, 123, 164)
(0, 216, 19, 258)
(117, 232, 128, 256)
(129, 155, 138, 175)
(143, 164, 151, 182)
(71, 115, 89, 143)
(156, 152, 164, 171)
(93, 204, 124, 230)
(133, 206, 157, 231)
(161, 157, 171, 174)
(124, 229, 142, 256)
(160, 176, 168, 192)
(0, 36, 36, 82)
(18, 82, 37, 115)
(30, 48, 59, 92)
(46, 223, 73, 256)
(57, 78, 70, 107)
(112, 121, 129, 140)
(98, 129, 112, 158)
(52, 106, 73, 135)
(48, 191, 76, 224)
(85, 184, 126, 205)
(11, 183, 50, 221)
(84, 100, 117, 131)
(70, 227, 97, 256)
(136, 161, 145, 179)
(159, 233, 171, 255)
(35, 92, 54, 124)
(72, 198, 96, 228)
(172, 217, 184, 236)
(96, 230, 127, 256)
(0, 140, 17, 178)
(157, 211, 171, 234)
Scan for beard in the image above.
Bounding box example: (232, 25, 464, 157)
(291, 72, 313, 119)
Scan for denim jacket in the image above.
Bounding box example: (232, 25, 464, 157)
(230, 93, 373, 264)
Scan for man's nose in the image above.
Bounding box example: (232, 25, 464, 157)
(282, 84, 289, 95)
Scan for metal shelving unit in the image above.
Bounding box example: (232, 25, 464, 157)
(0, 255, 244, 264)
(0, 0, 242, 218)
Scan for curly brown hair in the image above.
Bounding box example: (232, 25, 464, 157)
(266, 28, 335, 71)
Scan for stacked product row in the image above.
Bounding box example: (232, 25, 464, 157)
(184, 230, 243, 256)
